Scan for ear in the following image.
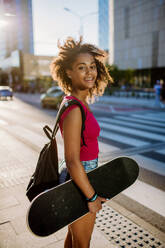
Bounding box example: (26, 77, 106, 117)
(66, 69, 72, 79)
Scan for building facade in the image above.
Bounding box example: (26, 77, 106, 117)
(98, 0, 109, 52)
(0, 0, 34, 62)
(0, 0, 34, 87)
(109, 0, 165, 85)
(22, 54, 54, 80)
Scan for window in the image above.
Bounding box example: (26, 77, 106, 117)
(152, 31, 159, 67)
(124, 7, 130, 39)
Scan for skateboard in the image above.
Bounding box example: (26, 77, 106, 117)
(26, 156, 139, 237)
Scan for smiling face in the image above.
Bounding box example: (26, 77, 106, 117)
(66, 53, 98, 92)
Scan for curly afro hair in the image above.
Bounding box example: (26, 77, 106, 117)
(50, 37, 113, 102)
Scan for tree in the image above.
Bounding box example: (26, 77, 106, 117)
(106, 64, 124, 85)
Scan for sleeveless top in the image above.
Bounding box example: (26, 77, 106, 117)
(59, 96, 100, 161)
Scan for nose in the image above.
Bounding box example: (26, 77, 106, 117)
(86, 66, 92, 74)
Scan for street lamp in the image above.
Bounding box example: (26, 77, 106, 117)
(64, 7, 97, 37)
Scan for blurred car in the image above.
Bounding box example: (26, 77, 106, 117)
(0, 86, 13, 100)
(40, 86, 64, 109)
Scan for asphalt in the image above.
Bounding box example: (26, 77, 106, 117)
(0, 93, 165, 248)
(14, 91, 165, 110)
(99, 94, 165, 110)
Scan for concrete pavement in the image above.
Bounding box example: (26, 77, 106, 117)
(0, 126, 116, 248)
(0, 94, 165, 248)
(0, 166, 164, 248)
(0, 156, 164, 248)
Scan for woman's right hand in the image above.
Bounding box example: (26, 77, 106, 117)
(88, 196, 107, 213)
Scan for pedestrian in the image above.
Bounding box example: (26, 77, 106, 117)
(154, 80, 161, 107)
(160, 80, 165, 108)
(50, 37, 113, 248)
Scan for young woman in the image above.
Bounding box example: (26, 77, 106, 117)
(50, 37, 113, 248)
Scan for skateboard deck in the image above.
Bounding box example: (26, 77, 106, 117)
(27, 156, 139, 236)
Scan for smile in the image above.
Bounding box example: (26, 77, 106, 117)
(84, 78, 94, 82)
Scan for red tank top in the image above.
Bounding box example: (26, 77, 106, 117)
(59, 96, 100, 161)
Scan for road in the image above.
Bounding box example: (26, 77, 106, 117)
(0, 93, 165, 244)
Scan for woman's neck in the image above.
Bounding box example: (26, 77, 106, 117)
(70, 91, 88, 104)
(70, 91, 92, 111)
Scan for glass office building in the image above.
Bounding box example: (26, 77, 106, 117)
(98, 0, 109, 52)
(109, 0, 165, 85)
(0, 0, 34, 61)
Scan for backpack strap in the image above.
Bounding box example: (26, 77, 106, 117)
(51, 99, 86, 146)
(43, 125, 53, 140)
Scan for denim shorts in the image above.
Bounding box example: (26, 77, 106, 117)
(81, 158, 98, 172)
(59, 158, 98, 184)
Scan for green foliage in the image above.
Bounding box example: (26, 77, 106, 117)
(105, 64, 136, 95)
(106, 64, 135, 86)
(124, 68, 135, 85)
(106, 64, 123, 85)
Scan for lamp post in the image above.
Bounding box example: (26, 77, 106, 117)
(64, 7, 97, 37)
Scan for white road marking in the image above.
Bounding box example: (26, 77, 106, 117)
(99, 121, 165, 142)
(123, 179, 165, 217)
(115, 116, 165, 128)
(100, 129, 149, 147)
(132, 114, 165, 122)
(97, 117, 165, 134)
(132, 154, 165, 176)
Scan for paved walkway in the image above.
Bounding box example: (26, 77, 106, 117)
(0, 179, 164, 248)
(0, 127, 116, 248)
(0, 93, 165, 247)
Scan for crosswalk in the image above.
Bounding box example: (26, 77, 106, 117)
(98, 113, 165, 146)
(0, 108, 164, 176)
(0, 105, 165, 219)
(97, 111, 165, 218)
(97, 112, 165, 159)
(97, 111, 165, 176)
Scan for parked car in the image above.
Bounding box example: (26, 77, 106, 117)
(0, 86, 13, 100)
(40, 86, 64, 109)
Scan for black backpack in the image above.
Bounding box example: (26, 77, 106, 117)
(26, 99, 86, 201)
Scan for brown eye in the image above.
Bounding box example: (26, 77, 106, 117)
(91, 65, 96, 70)
(78, 66, 85, 70)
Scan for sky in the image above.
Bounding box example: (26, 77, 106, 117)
(32, 0, 98, 56)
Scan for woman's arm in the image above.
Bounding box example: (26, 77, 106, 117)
(63, 107, 106, 213)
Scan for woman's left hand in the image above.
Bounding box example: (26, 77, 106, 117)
(88, 196, 107, 213)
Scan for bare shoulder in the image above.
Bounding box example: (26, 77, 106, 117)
(62, 106, 82, 135)
(63, 106, 82, 151)
(64, 106, 82, 123)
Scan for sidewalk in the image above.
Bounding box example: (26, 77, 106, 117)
(0, 93, 165, 247)
(0, 181, 165, 248)
(0, 131, 165, 248)
(0, 127, 115, 248)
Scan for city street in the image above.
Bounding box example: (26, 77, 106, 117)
(1, 0, 165, 247)
(0, 94, 165, 248)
